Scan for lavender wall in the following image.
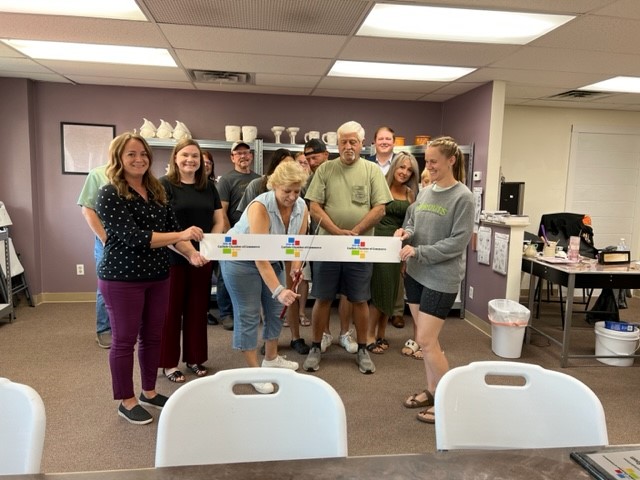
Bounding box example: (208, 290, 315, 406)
(3, 79, 446, 295)
(441, 83, 500, 322)
(0, 79, 41, 294)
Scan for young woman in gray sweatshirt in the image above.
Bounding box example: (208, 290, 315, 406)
(395, 136, 474, 425)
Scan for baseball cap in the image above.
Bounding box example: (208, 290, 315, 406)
(304, 138, 327, 155)
(231, 141, 251, 152)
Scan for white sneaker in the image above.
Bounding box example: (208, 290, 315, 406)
(321, 332, 333, 353)
(261, 355, 299, 371)
(339, 329, 358, 354)
(252, 382, 274, 394)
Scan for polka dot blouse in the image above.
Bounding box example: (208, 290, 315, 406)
(95, 184, 181, 281)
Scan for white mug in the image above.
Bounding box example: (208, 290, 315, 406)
(225, 125, 241, 142)
(304, 131, 320, 142)
(322, 131, 337, 145)
(242, 125, 257, 143)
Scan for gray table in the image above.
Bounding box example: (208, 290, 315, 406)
(522, 256, 640, 367)
(3, 449, 596, 480)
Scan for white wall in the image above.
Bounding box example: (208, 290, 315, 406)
(501, 105, 640, 253)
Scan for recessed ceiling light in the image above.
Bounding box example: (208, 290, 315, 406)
(0, 0, 146, 20)
(580, 76, 640, 94)
(2, 39, 176, 67)
(358, 4, 574, 44)
(328, 60, 474, 82)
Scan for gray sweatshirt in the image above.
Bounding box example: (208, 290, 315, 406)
(404, 182, 474, 293)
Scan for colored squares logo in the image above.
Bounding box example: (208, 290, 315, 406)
(352, 238, 366, 259)
(285, 237, 302, 257)
(222, 236, 239, 257)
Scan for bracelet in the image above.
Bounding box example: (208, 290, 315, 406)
(272, 285, 285, 299)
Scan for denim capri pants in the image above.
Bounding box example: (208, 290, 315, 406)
(220, 260, 285, 351)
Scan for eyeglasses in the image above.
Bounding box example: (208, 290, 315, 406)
(233, 150, 252, 157)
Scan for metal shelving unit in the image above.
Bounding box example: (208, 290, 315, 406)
(0, 228, 13, 322)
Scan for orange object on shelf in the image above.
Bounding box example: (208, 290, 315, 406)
(394, 136, 405, 146)
(414, 135, 431, 145)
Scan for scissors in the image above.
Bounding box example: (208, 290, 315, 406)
(280, 219, 322, 320)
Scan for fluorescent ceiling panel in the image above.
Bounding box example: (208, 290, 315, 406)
(328, 60, 474, 82)
(2, 39, 176, 67)
(580, 76, 640, 94)
(358, 4, 574, 44)
(0, 0, 147, 20)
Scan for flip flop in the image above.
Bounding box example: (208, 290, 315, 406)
(403, 390, 434, 409)
(417, 406, 435, 424)
(412, 347, 424, 360)
(366, 342, 385, 354)
(376, 338, 390, 350)
(299, 315, 311, 327)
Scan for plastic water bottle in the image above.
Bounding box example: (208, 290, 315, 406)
(617, 238, 627, 251)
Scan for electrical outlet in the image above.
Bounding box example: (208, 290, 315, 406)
(469, 286, 474, 299)
(76, 264, 85, 276)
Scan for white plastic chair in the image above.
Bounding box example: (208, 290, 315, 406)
(155, 367, 347, 467)
(0, 377, 46, 474)
(435, 361, 608, 450)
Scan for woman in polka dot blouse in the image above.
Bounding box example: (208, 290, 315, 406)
(95, 132, 209, 425)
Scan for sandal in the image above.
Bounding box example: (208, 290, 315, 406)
(403, 390, 434, 409)
(163, 368, 185, 383)
(402, 339, 419, 357)
(376, 338, 389, 350)
(366, 342, 385, 354)
(417, 406, 436, 424)
(412, 347, 424, 360)
(186, 363, 208, 377)
(299, 315, 311, 327)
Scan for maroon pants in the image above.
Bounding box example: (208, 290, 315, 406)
(99, 278, 170, 400)
(159, 262, 213, 367)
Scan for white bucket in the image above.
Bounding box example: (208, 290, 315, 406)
(594, 321, 640, 367)
(491, 324, 527, 358)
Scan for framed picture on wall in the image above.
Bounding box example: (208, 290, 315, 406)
(61, 122, 115, 174)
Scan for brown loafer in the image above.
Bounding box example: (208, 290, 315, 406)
(390, 315, 405, 328)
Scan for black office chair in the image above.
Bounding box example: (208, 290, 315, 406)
(533, 213, 597, 325)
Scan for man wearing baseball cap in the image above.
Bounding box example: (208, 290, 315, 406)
(215, 141, 261, 330)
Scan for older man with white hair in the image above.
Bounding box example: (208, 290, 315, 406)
(303, 121, 392, 374)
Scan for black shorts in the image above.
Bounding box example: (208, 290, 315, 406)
(311, 261, 372, 303)
(404, 274, 457, 320)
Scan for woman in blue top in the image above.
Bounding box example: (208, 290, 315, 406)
(221, 160, 309, 394)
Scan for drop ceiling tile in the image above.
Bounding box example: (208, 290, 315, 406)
(464, 67, 606, 89)
(176, 50, 331, 75)
(317, 76, 443, 94)
(341, 37, 518, 67)
(161, 24, 346, 58)
(505, 84, 571, 99)
(37, 60, 189, 81)
(255, 74, 321, 88)
(0, 13, 165, 47)
(593, 0, 640, 19)
(492, 46, 640, 76)
(194, 83, 313, 96)
(0, 71, 70, 83)
(0, 57, 53, 73)
(532, 14, 640, 55)
(66, 75, 195, 90)
(312, 88, 423, 101)
(145, 0, 368, 35)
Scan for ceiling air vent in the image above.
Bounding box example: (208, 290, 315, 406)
(190, 70, 254, 85)
(547, 90, 611, 100)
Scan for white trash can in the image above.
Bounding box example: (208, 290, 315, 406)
(488, 299, 530, 359)
(594, 321, 640, 367)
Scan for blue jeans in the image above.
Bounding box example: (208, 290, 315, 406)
(221, 260, 284, 351)
(94, 237, 111, 334)
(215, 267, 234, 318)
